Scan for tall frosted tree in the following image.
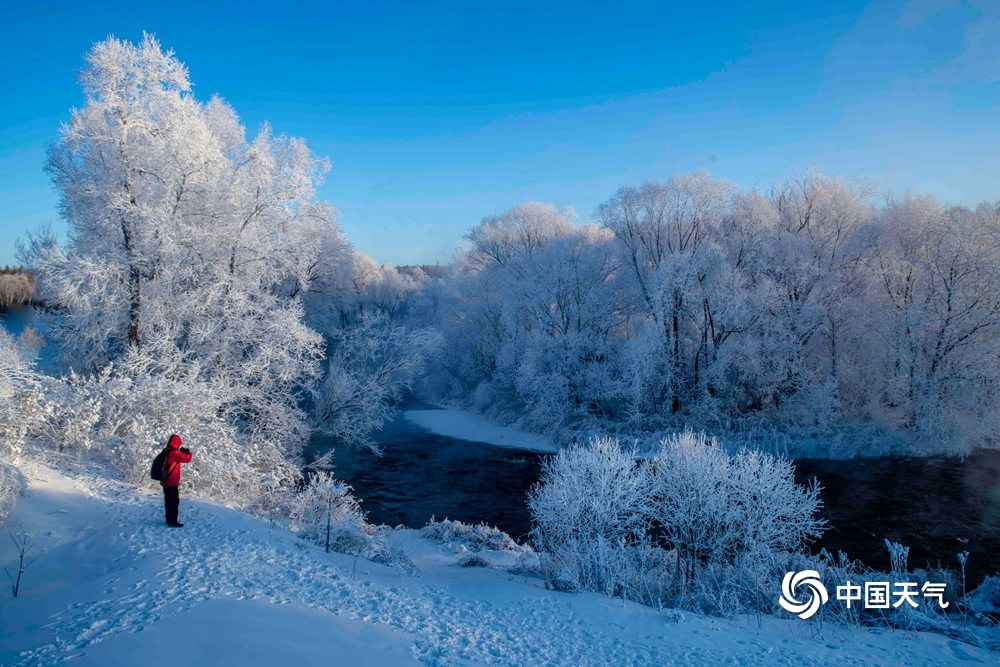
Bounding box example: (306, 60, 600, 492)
(853, 197, 1000, 446)
(464, 201, 574, 270)
(597, 173, 736, 416)
(30, 35, 348, 460)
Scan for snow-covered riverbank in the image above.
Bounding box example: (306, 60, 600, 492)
(1, 454, 996, 666)
(403, 407, 558, 453)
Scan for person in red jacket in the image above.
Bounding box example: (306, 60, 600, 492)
(160, 433, 192, 527)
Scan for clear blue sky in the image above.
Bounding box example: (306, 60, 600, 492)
(1, 0, 998, 267)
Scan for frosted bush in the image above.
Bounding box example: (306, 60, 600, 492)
(420, 518, 521, 552)
(885, 538, 910, 574)
(458, 553, 492, 568)
(361, 528, 418, 575)
(528, 431, 825, 613)
(528, 437, 652, 597)
(32, 371, 103, 453)
(727, 447, 825, 556)
(283, 473, 416, 572)
(29, 351, 297, 503)
(648, 432, 824, 600)
(288, 471, 371, 554)
(646, 432, 737, 592)
(968, 576, 1000, 616)
(0, 329, 45, 527)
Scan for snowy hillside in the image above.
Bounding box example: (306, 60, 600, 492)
(1, 455, 996, 666)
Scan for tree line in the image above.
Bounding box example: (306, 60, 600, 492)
(0, 267, 36, 308)
(409, 181, 1000, 456)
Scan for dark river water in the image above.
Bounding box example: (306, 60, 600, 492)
(794, 453, 1000, 587)
(309, 413, 546, 543)
(312, 411, 1000, 587)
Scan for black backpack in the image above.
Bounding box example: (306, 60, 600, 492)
(150, 446, 170, 481)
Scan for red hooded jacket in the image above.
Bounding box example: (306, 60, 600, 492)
(161, 434, 192, 488)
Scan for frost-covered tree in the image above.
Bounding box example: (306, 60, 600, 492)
(430, 257, 511, 405)
(303, 251, 439, 448)
(28, 35, 347, 464)
(502, 226, 629, 430)
(464, 202, 574, 269)
(852, 197, 1000, 447)
(436, 214, 630, 433)
(433, 178, 845, 438)
(420, 172, 997, 454)
(767, 174, 873, 390)
(314, 314, 443, 451)
(431, 204, 577, 412)
(324, 254, 423, 324)
(597, 173, 736, 416)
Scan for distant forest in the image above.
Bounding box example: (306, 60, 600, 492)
(408, 184, 1000, 457)
(0, 267, 35, 308)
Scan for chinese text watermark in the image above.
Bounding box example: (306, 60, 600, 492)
(779, 571, 949, 620)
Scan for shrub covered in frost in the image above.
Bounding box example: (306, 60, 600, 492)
(420, 518, 522, 553)
(0, 329, 42, 525)
(529, 431, 825, 612)
(361, 528, 418, 575)
(528, 437, 661, 599)
(968, 576, 1000, 616)
(648, 432, 824, 599)
(288, 471, 371, 554)
(25, 350, 300, 503)
(284, 471, 416, 573)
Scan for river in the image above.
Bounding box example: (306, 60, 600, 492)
(309, 411, 546, 543)
(313, 411, 1000, 587)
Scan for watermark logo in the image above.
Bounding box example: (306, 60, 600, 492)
(779, 570, 829, 620)
(779, 574, 950, 619)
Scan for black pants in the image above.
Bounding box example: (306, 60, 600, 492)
(163, 486, 180, 525)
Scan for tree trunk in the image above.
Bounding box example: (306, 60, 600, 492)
(128, 265, 141, 349)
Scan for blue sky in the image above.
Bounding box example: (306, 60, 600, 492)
(1, 0, 998, 267)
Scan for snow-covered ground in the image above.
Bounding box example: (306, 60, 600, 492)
(1, 455, 996, 666)
(404, 407, 558, 453)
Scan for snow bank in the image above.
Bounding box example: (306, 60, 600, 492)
(1, 458, 997, 666)
(403, 407, 558, 453)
